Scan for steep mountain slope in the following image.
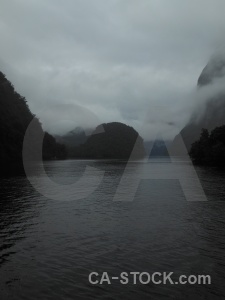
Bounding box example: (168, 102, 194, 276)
(0, 71, 66, 166)
(172, 53, 225, 154)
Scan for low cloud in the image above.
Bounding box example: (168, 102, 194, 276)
(1, 0, 225, 140)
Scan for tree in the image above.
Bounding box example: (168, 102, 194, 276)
(189, 126, 225, 167)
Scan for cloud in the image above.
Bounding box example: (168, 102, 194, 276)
(189, 75, 225, 125)
(1, 0, 225, 140)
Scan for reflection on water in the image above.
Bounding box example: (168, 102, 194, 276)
(0, 159, 225, 299)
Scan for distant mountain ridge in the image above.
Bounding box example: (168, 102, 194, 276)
(55, 126, 92, 148)
(0, 71, 146, 164)
(70, 122, 146, 159)
(144, 140, 171, 157)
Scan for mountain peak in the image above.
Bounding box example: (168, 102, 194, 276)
(198, 52, 225, 86)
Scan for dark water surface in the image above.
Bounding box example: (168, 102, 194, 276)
(1, 159, 225, 299)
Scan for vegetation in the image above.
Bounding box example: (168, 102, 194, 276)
(189, 126, 225, 166)
(0, 72, 144, 164)
(70, 122, 146, 159)
(55, 127, 89, 158)
(0, 71, 66, 167)
(172, 53, 225, 154)
(43, 132, 67, 160)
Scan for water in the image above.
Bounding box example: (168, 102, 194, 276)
(1, 159, 225, 299)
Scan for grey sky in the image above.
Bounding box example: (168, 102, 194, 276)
(1, 0, 225, 139)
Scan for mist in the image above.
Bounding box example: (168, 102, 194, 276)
(188, 51, 225, 126)
(1, 0, 225, 141)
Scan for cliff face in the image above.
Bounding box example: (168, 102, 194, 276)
(172, 53, 225, 154)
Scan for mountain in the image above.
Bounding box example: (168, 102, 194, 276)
(144, 140, 171, 157)
(171, 53, 225, 154)
(55, 127, 91, 149)
(71, 122, 146, 159)
(0, 71, 66, 167)
(55, 127, 95, 157)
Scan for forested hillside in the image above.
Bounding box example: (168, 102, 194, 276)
(189, 126, 225, 166)
(0, 71, 66, 166)
(71, 122, 146, 159)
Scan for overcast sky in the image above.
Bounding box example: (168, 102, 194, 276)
(1, 0, 225, 139)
